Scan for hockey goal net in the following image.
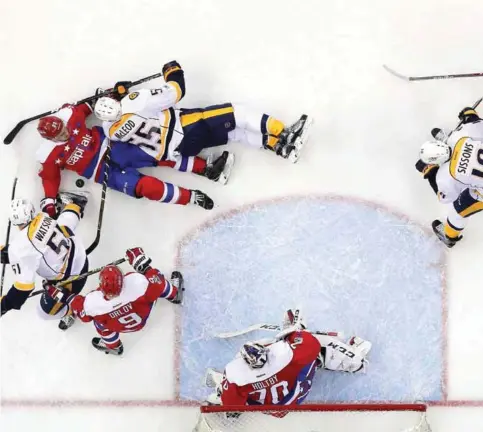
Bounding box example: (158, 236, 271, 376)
(193, 403, 432, 432)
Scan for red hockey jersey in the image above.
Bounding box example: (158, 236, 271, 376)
(36, 104, 106, 198)
(221, 331, 321, 406)
(70, 268, 170, 333)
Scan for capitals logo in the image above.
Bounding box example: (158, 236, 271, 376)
(66, 133, 93, 166)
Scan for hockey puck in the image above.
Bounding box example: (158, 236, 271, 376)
(76, 179, 85, 188)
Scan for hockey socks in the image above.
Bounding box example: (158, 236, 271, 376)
(135, 176, 191, 205)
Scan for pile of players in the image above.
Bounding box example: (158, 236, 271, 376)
(2, 60, 369, 410)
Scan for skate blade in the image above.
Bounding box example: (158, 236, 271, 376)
(288, 116, 314, 164)
(218, 153, 235, 185)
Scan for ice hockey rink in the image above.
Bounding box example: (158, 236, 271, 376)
(2, 0, 483, 430)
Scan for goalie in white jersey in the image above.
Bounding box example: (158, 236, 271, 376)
(417, 107, 483, 247)
(94, 61, 312, 170)
(202, 309, 372, 408)
(0, 193, 89, 329)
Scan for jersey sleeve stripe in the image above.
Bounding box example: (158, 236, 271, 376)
(14, 281, 35, 291)
(168, 81, 182, 103)
(59, 225, 74, 238)
(62, 204, 82, 219)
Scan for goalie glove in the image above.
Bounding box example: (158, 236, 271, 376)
(274, 308, 307, 341)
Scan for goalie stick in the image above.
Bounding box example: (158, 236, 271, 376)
(86, 139, 112, 255)
(3, 72, 163, 145)
(0, 177, 18, 296)
(28, 257, 126, 299)
(383, 64, 483, 82)
(216, 323, 341, 339)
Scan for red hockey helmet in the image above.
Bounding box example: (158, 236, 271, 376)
(37, 116, 67, 140)
(99, 265, 124, 299)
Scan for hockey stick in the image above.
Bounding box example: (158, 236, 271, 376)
(216, 323, 340, 339)
(28, 257, 126, 298)
(86, 140, 112, 255)
(0, 177, 18, 296)
(3, 72, 163, 145)
(446, 97, 483, 141)
(383, 64, 483, 82)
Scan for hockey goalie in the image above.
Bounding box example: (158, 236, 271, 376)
(203, 309, 372, 408)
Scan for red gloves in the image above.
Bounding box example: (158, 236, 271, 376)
(125, 247, 152, 274)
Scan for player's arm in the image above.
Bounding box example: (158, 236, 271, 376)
(124, 247, 174, 301)
(38, 152, 62, 217)
(220, 373, 249, 406)
(0, 257, 36, 316)
(70, 294, 94, 323)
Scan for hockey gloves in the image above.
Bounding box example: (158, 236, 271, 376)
(40, 197, 57, 218)
(126, 247, 152, 274)
(458, 107, 480, 124)
(112, 81, 133, 100)
(162, 60, 182, 80)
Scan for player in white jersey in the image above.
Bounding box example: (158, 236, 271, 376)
(0, 193, 89, 329)
(202, 309, 371, 407)
(94, 61, 312, 168)
(417, 107, 483, 247)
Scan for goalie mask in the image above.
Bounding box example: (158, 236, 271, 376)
(240, 342, 268, 369)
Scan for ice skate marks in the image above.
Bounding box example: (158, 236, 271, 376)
(178, 196, 445, 402)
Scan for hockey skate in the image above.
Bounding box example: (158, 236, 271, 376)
(432, 219, 462, 248)
(276, 115, 313, 163)
(190, 190, 214, 210)
(58, 313, 76, 331)
(169, 271, 185, 305)
(57, 190, 90, 217)
(204, 151, 235, 185)
(92, 337, 124, 356)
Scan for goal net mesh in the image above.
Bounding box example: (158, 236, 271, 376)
(193, 403, 432, 432)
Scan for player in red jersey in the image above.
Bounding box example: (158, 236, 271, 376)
(70, 246, 183, 355)
(204, 310, 372, 407)
(35, 75, 222, 217)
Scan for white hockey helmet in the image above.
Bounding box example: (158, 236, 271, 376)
(240, 342, 268, 369)
(419, 141, 451, 165)
(10, 199, 35, 226)
(94, 97, 122, 122)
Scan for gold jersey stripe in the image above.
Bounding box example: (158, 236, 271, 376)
(267, 117, 285, 137)
(14, 281, 35, 291)
(459, 200, 483, 218)
(49, 301, 65, 316)
(63, 203, 81, 217)
(449, 137, 469, 179)
(109, 114, 134, 137)
(27, 213, 43, 241)
(180, 106, 235, 128)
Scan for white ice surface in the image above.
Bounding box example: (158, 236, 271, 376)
(2, 0, 483, 430)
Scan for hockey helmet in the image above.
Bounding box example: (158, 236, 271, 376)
(94, 97, 122, 122)
(420, 140, 451, 165)
(10, 199, 35, 226)
(37, 116, 68, 141)
(240, 342, 268, 369)
(99, 265, 124, 299)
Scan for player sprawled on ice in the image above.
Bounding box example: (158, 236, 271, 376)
(203, 309, 371, 407)
(70, 247, 183, 355)
(94, 61, 312, 166)
(417, 106, 483, 248)
(36, 80, 218, 217)
(0, 193, 89, 330)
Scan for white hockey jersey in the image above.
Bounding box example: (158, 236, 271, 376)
(8, 212, 86, 291)
(436, 121, 483, 203)
(102, 88, 184, 162)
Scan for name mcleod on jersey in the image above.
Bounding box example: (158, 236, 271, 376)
(114, 120, 136, 140)
(457, 140, 475, 175)
(67, 134, 93, 166)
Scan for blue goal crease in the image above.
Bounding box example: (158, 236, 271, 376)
(177, 197, 445, 403)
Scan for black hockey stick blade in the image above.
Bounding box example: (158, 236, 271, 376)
(3, 72, 163, 145)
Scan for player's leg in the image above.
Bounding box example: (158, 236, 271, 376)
(316, 335, 371, 373)
(230, 104, 313, 162)
(434, 188, 483, 247)
(97, 163, 214, 210)
(56, 191, 89, 233)
(38, 259, 89, 327)
(92, 321, 123, 356)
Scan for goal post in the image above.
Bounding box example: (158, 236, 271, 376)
(193, 403, 432, 432)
